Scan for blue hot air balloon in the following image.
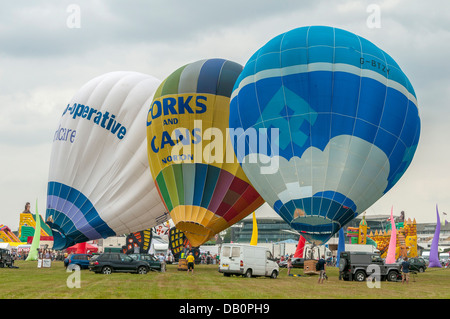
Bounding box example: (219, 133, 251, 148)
(229, 26, 421, 244)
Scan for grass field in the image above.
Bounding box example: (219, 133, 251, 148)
(1, 260, 449, 299)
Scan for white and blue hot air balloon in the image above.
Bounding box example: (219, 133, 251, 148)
(229, 26, 421, 244)
(46, 71, 169, 250)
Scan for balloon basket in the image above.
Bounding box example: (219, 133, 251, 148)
(177, 259, 188, 271)
(303, 259, 320, 276)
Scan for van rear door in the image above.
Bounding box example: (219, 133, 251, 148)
(221, 246, 241, 273)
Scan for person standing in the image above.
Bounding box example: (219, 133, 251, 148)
(287, 257, 293, 276)
(317, 255, 327, 284)
(401, 257, 410, 284)
(23, 202, 31, 213)
(186, 252, 195, 274)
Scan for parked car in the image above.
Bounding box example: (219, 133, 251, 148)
(407, 257, 427, 273)
(128, 253, 166, 272)
(279, 258, 305, 269)
(0, 248, 14, 268)
(89, 253, 151, 274)
(64, 254, 92, 269)
(339, 251, 401, 282)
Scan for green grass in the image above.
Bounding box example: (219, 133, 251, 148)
(1, 261, 449, 299)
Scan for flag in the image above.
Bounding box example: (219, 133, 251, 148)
(429, 205, 442, 268)
(26, 199, 41, 261)
(385, 206, 397, 264)
(250, 212, 258, 246)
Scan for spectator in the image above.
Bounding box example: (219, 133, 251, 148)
(186, 253, 195, 274)
(401, 257, 410, 284)
(287, 257, 293, 276)
(317, 255, 327, 284)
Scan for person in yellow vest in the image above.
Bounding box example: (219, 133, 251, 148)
(186, 252, 195, 274)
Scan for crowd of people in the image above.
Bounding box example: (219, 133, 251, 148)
(9, 249, 67, 261)
(199, 252, 219, 265)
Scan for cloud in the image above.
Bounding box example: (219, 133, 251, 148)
(0, 0, 315, 58)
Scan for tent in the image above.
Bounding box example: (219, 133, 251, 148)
(0, 243, 11, 250)
(275, 239, 298, 244)
(66, 243, 98, 254)
(17, 244, 31, 253)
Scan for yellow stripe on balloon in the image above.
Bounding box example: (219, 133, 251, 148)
(250, 212, 258, 246)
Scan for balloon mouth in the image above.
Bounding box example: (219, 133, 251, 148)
(170, 205, 228, 247)
(290, 216, 341, 245)
(292, 215, 335, 226)
(290, 215, 343, 245)
(275, 195, 356, 244)
(46, 221, 74, 250)
(176, 222, 213, 247)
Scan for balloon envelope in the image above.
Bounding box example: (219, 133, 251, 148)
(147, 58, 264, 247)
(229, 26, 421, 244)
(46, 71, 169, 250)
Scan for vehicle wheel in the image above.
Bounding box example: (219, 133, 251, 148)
(387, 271, 399, 282)
(245, 269, 252, 278)
(101, 266, 112, 275)
(270, 270, 278, 279)
(419, 267, 424, 273)
(354, 270, 366, 282)
(224, 273, 231, 277)
(137, 266, 148, 274)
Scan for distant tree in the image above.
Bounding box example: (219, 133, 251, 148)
(223, 228, 232, 243)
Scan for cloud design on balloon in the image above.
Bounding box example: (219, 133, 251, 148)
(241, 134, 390, 215)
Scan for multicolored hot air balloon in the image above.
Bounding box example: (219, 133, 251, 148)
(147, 58, 264, 247)
(229, 26, 421, 244)
(46, 71, 169, 250)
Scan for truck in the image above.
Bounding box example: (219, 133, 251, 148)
(339, 251, 401, 282)
(0, 248, 14, 268)
(218, 244, 279, 279)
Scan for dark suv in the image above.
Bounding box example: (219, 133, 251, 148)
(89, 253, 150, 274)
(0, 249, 14, 268)
(339, 251, 401, 282)
(279, 258, 305, 269)
(407, 257, 427, 273)
(128, 254, 166, 272)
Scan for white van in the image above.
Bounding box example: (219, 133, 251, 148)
(219, 244, 279, 279)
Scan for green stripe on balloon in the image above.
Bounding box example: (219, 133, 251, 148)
(162, 167, 180, 208)
(156, 173, 173, 212)
(160, 65, 187, 96)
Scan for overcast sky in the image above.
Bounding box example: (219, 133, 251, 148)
(0, 0, 449, 230)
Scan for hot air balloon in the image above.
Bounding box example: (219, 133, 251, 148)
(146, 58, 264, 247)
(46, 71, 169, 250)
(229, 26, 421, 244)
